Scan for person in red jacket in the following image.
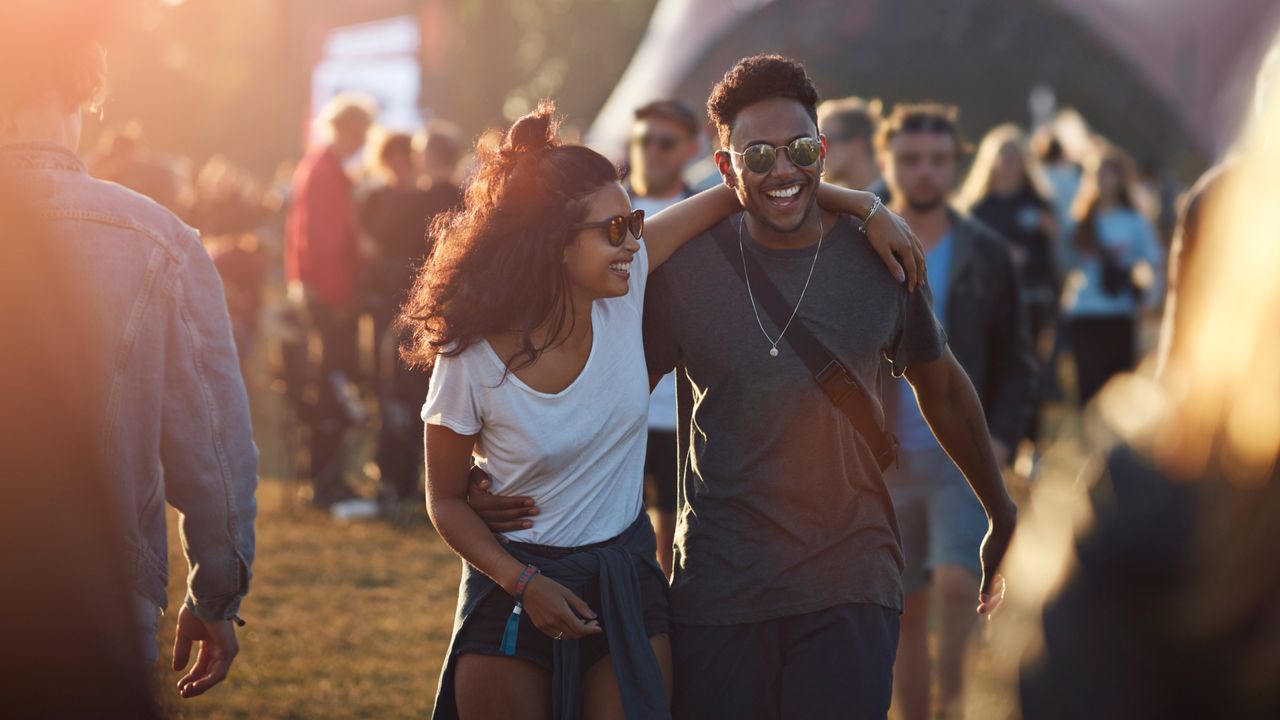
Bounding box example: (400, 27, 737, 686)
(286, 92, 375, 508)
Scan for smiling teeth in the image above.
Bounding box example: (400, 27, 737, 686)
(610, 262, 631, 272)
(766, 185, 801, 198)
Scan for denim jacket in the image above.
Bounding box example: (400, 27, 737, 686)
(0, 141, 257, 621)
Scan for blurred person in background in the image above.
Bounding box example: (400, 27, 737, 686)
(188, 154, 270, 238)
(817, 95, 886, 195)
(1031, 126, 1082, 235)
(87, 121, 184, 213)
(625, 99, 701, 576)
(1060, 145, 1165, 406)
(0, 0, 256, 700)
(286, 91, 375, 509)
(1135, 156, 1179, 244)
(361, 130, 424, 350)
(363, 123, 464, 508)
(1031, 125, 1084, 406)
(958, 124, 1060, 456)
(209, 232, 268, 379)
(362, 124, 464, 339)
(1019, 40, 1280, 719)
(877, 104, 1034, 720)
(626, 99, 700, 215)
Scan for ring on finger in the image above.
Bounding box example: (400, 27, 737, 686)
(554, 631, 565, 640)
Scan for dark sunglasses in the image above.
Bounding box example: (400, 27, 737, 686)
(726, 136, 821, 174)
(632, 133, 680, 152)
(571, 209, 645, 247)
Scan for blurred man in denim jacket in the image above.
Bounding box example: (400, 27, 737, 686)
(0, 3, 257, 699)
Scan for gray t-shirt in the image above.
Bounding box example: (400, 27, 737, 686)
(643, 212, 946, 625)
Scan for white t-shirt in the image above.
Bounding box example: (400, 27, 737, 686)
(421, 240, 651, 547)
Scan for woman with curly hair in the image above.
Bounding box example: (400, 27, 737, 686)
(407, 100, 920, 719)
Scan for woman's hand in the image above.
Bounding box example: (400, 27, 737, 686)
(816, 183, 926, 291)
(520, 574, 603, 640)
(861, 203, 926, 292)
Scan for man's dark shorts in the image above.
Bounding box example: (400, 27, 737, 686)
(672, 602, 899, 720)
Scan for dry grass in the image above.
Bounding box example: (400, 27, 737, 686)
(151, 480, 461, 719)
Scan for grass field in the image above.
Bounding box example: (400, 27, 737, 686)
(151, 478, 461, 719)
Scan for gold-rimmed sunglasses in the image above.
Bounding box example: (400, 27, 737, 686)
(570, 209, 645, 247)
(725, 136, 822, 174)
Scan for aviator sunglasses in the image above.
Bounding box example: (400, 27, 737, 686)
(726, 136, 822, 174)
(571, 209, 645, 247)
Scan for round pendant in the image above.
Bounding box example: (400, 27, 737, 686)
(769, 347, 779, 358)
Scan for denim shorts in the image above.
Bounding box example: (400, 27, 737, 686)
(452, 538, 671, 673)
(884, 444, 988, 594)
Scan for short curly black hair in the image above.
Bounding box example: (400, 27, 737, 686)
(707, 54, 821, 147)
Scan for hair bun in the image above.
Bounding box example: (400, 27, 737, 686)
(504, 100, 561, 156)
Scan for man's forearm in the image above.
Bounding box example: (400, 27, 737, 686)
(918, 366, 1015, 522)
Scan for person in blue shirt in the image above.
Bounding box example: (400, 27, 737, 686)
(1061, 146, 1165, 405)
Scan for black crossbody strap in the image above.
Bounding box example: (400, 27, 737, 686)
(710, 219, 898, 471)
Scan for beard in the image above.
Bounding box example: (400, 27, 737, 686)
(642, 167, 682, 195)
(906, 192, 946, 214)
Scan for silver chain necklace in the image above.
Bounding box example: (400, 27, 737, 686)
(738, 212, 824, 358)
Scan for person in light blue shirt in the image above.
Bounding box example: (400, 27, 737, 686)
(893, 231, 954, 450)
(1061, 146, 1165, 404)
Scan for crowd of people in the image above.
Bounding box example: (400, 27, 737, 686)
(68, 95, 471, 518)
(3, 1, 1278, 718)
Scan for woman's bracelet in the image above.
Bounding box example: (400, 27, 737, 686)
(513, 564, 540, 603)
(858, 194, 883, 234)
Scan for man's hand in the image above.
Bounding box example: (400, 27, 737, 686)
(978, 574, 1006, 617)
(467, 466, 539, 535)
(977, 503, 1016, 617)
(172, 604, 239, 698)
(864, 204, 927, 292)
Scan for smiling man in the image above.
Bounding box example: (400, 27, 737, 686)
(638, 55, 1017, 719)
